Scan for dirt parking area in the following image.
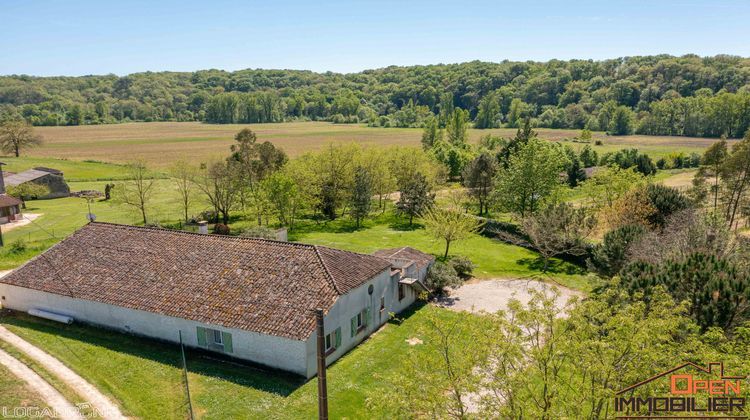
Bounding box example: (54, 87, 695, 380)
(436, 279, 582, 314)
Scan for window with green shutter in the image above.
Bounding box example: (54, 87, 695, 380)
(197, 326, 207, 346)
(364, 308, 370, 327)
(335, 327, 342, 348)
(350, 316, 357, 337)
(222, 332, 233, 353)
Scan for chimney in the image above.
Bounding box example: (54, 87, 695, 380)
(197, 220, 208, 234)
(0, 162, 5, 195)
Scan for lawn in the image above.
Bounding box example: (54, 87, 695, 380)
(0, 305, 471, 419)
(0, 156, 146, 182)
(0, 362, 52, 417)
(0, 179, 208, 269)
(25, 121, 725, 168)
(292, 212, 596, 291)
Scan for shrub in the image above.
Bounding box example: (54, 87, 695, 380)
(213, 223, 230, 235)
(449, 255, 475, 278)
(588, 224, 646, 277)
(241, 226, 277, 240)
(645, 184, 691, 228)
(424, 262, 462, 295)
(9, 239, 27, 254)
(594, 140, 603, 146)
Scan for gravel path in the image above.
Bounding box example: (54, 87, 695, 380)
(0, 325, 126, 419)
(436, 278, 582, 314)
(0, 348, 84, 420)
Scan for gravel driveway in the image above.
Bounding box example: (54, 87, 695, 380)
(435, 279, 582, 314)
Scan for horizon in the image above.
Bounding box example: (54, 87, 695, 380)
(1, 53, 749, 78)
(3, 0, 750, 77)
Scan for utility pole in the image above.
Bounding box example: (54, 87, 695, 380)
(315, 308, 329, 420)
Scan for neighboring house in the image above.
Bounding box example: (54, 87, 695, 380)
(4, 167, 70, 199)
(0, 162, 22, 224)
(0, 222, 434, 378)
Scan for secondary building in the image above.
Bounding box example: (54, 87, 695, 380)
(0, 222, 434, 378)
(3, 167, 70, 199)
(0, 162, 23, 224)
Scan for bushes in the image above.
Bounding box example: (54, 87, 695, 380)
(645, 184, 691, 227)
(424, 257, 475, 296)
(448, 255, 474, 278)
(213, 223, 230, 235)
(425, 262, 462, 296)
(8, 239, 27, 254)
(588, 224, 646, 277)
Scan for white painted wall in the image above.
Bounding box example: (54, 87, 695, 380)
(0, 284, 308, 376)
(302, 268, 419, 378)
(0, 262, 428, 379)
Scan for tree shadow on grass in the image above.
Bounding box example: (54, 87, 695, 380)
(0, 312, 304, 397)
(387, 219, 423, 232)
(516, 257, 587, 276)
(386, 300, 427, 326)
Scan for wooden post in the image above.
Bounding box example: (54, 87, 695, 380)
(316, 308, 328, 420)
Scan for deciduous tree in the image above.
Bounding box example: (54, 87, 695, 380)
(114, 161, 155, 225)
(494, 138, 565, 218)
(462, 153, 497, 215)
(0, 119, 42, 157)
(422, 207, 483, 259)
(396, 172, 434, 226)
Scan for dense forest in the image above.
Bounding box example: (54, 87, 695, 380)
(1, 54, 750, 137)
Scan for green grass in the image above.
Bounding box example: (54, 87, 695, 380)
(0, 156, 148, 182)
(1, 157, 596, 290)
(0, 305, 471, 419)
(0, 178, 209, 270)
(0, 361, 52, 417)
(292, 211, 597, 291)
(0, 340, 97, 417)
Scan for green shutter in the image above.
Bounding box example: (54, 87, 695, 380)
(222, 332, 233, 353)
(335, 327, 342, 348)
(350, 316, 356, 337)
(196, 327, 207, 346)
(364, 308, 371, 327)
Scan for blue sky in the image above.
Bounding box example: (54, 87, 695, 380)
(2, 0, 749, 76)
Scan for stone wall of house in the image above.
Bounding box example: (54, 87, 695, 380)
(34, 174, 70, 199)
(0, 284, 308, 376)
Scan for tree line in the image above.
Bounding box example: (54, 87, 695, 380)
(2, 55, 750, 137)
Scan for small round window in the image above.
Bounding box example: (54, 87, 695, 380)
(368, 285, 374, 295)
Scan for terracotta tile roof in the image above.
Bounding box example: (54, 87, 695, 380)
(373, 247, 435, 271)
(1, 222, 391, 340)
(0, 194, 22, 208)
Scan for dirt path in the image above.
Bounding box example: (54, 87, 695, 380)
(0, 348, 84, 420)
(0, 325, 127, 420)
(435, 278, 582, 314)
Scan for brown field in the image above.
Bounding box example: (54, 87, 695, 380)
(28, 121, 727, 168)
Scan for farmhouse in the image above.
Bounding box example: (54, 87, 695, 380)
(3, 167, 70, 198)
(0, 222, 433, 378)
(0, 162, 23, 224)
